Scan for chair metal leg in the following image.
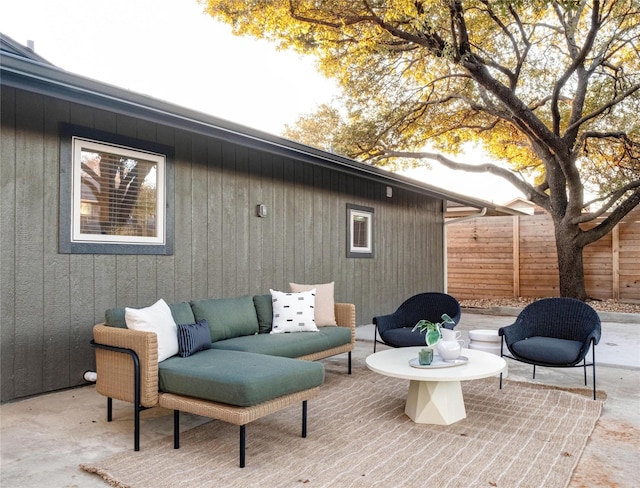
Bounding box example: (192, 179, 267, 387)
(583, 358, 588, 386)
(239, 425, 246, 468)
(592, 345, 597, 400)
(302, 400, 308, 438)
(348, 351, 352, 374)
(173, 410, 180, 449)
(134, 403, 141, 452)
(499, 337, 505, 389)
(107, 397, 113, 422)
(532, 364, 536, 379)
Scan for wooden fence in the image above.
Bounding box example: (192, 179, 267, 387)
(446, 206, 640, 302)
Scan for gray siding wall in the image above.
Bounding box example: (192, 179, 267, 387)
(0, 87, 444, 402)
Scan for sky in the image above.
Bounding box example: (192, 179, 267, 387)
(1, 0, 524, 204)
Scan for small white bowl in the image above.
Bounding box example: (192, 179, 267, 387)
(468, 329, 500, 343)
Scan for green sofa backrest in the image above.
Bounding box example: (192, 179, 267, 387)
(253, 294, 273, 333)
(104, 295, 268, 341)
(190, 295, 259, 342)
(104, 301, 195, 329)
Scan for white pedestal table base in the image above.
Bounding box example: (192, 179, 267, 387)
(405, 379, 466, 425)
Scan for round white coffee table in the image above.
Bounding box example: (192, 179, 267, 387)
(366, 347, 507, 425)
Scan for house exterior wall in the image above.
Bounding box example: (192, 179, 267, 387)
(0, 87, 445, 402)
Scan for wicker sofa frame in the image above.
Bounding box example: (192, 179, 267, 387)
(91, 302, 356, 466)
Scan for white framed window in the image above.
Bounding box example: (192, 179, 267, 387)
(347, 204, 374, 258)
(59, 124, 174, 255)
(71, 137, 165, 245)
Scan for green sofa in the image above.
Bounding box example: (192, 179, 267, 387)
(92, 294, 356, 466)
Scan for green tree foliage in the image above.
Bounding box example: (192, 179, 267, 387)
(282, 104, 347, 154)
(203, 0, 640, 300)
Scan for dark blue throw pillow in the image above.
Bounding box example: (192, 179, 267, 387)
(177, 319, 212, 358)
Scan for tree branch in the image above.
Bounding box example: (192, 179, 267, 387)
(552, 0, 601, 136)
(476, 0, 528, 90)
(566, 83, 640, 133)
(574, 179, 640, 223)
(577, 186, 640, 246)
(375, 149, 550, 205)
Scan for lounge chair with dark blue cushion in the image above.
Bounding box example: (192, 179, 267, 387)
(498, 297, 601, 399)
(373, 292, 461, 352)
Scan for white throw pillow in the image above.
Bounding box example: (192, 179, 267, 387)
(289, 282, 337, 326)
(125, 299, 179, 362)
(270, 288, 318, 334)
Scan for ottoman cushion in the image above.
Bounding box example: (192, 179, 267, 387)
(158, 349, 324, 407)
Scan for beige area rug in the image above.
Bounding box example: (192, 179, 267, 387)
(81, 362, 603, 488)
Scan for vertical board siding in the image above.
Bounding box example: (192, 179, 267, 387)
(1, 86, 17, 401)
(205, 138, 223, 299)
(69, 255, 97, 387)
(14, 89, 45, 398)
(1, 89, 445, 401)
(233, 145, 251, 295)
(156, 125, 178, 303)
(42, 97, 71, 392)
(174, 131, 195, 302)
(447, 209, 640, 301)
(190, 136, 210, 301)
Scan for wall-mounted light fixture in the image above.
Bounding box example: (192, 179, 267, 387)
(386, 186, 393, 198)
(256, 204, 268, 218)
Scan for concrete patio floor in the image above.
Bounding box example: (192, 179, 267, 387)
(1, 310, 638, 487)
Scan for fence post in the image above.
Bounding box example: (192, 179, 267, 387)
(612, 223, 620, 300)
(513, 215, 520, 298)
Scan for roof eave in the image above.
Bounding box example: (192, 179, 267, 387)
(0, 50, 519, 214)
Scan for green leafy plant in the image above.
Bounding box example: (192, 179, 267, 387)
(412, 314, 456, 346)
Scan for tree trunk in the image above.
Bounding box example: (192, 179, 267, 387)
(554, 220, 588, 301)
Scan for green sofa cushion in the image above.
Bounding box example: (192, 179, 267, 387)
(190, 296, 259, 342)
(253, 294, 273, 333)
(105, 307, 127, 328)
(158, 349, 324, 406)
(105, 301, 194, 329)
(210, 326, 352, 358)
(169, 302, 197, 327)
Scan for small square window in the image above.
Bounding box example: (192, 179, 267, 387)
(59, 125, 173, 254)
(72, 137, 165, 245)
(347, 204, 374, 258)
